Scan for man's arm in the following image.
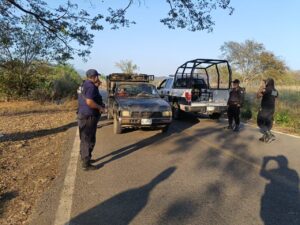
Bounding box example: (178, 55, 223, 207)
(86, 98, 105, 112)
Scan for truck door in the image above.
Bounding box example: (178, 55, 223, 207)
(157, 79, 167, 98)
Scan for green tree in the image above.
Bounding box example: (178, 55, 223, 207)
(0, 15, 61, 97)
(220, 40, 286, 84)
(115, 60, 139, 74)
(1, 0, 234, 61)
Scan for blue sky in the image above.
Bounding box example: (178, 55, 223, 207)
(69, 0, 300, 76)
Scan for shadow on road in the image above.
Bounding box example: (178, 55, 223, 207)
(260, 155, 300, 225)
(0, 121, 77, 142)
(68, 167, 176, 225)
(93, 113, 199, 168)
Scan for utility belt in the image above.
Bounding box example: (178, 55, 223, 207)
(228, 101, 240, 106)
(77, 114, 100, 120)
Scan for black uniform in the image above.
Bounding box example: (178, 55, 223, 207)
(77, 80, 104, 164)
(227, 87, 244, 128)
(257, 86, 278, 132)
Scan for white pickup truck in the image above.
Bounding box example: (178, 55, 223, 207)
(157, 59, 232, 119)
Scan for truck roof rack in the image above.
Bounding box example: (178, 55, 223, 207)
(107, 73, 154, 82)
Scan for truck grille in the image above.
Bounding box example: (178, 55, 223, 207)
(131, 112, 162, 118)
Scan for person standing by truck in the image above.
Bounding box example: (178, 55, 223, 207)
(257, 78, 278, 143)
(78, 69, 105, 170)
(226, 79, 244, 132)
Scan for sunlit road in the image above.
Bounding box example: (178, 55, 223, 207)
(31, 113, 300, 225)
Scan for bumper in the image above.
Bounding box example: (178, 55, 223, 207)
(120, 117, 172, 127)
(180, 104, 227, 114)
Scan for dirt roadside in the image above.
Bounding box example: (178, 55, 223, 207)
(0, 101, 77, 225)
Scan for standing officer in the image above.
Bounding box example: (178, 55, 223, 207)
(226, 79, 244, 132)
(257, 78, 278, 143)
(78, 69, 105, 171)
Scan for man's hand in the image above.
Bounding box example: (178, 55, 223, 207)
(98, 106, 106, 113)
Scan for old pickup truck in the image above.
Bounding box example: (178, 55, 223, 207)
(107, 73, 172, 134)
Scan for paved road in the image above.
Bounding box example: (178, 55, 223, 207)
(31, 114, 300, 225)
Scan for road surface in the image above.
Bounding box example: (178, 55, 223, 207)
(30, 113, 300, 225)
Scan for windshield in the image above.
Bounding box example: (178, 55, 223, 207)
(116, 83, 160, 98)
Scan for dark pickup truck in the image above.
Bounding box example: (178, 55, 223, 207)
(107, 73, 172, 134)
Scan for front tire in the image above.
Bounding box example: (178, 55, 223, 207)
(113, 114, 122, 134)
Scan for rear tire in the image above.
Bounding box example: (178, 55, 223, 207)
(113, 114, 122, 134)
(172, 102, 182, 120)
(209, 113, 221, 120)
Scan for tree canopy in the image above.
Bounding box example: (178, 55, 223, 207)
(115, 60, 139, 74)
(1, 0, 234, 61)
(220, 40, 287, 84)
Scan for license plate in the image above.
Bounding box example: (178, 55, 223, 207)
(141, 118, 152, 125)
(207, 106, 215, 111)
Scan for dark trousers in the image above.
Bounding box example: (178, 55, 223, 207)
(78, 115, 99, 161)
(257, 109, 274, 132)
(228, 105, 240, 126)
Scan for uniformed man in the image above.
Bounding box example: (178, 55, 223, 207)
(78, 69, 105, 170)
(226, 79, 244, 132)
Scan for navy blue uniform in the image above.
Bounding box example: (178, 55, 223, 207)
(78, 80, 104, 162)
(227, 87, 244, 128)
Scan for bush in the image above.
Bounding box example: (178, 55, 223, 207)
(275, 112, 291, 125)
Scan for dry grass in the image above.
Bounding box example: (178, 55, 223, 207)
(0, 100, 77, 225)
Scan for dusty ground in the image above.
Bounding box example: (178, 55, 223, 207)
(0, 100, 77, 225)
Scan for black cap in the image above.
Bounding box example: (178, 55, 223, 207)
(86, 69, 99, 78)
(232, 79, 240, 84)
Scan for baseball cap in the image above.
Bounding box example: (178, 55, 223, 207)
(232, 79, 240, 84)
(86, 69, 99, 78)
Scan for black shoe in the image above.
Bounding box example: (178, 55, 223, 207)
(266, 131, 276, 143)
(90, 159, 97, 163)
(225, 125, 233, 130)
(259, 134, 266, 142)
(233, 125, 240, 132)
(82, 160, 97, 171)
(84, 164, 97, 171)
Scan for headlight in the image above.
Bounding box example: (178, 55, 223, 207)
(121, 110, 130, 117)
(162, 111, 172, 117)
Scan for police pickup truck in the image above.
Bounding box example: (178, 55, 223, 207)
(157, 59, 232, 119)
(107, 73, 172, 134)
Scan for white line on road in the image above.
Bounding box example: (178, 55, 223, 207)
(54, 129, 80, 225)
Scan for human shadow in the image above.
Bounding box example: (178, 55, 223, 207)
(0, 191, 18, 216)
(68, 167, 176, 225)
(93, 114, 199, 168)
(0, 121, 77, 142)
(260, 155, 300, 225)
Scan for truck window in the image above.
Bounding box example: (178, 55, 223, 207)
(165, 79, 173, 89)
(158, 79, 167, 89)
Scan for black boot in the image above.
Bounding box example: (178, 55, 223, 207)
(233, 124, 240, 132)
(82, 159, 97, 171)
(266, 131, 276, 143)
(225, 124, 233, 130)
(259, 134, 266, 142)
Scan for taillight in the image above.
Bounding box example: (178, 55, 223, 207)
(185, 91, 192, 102)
